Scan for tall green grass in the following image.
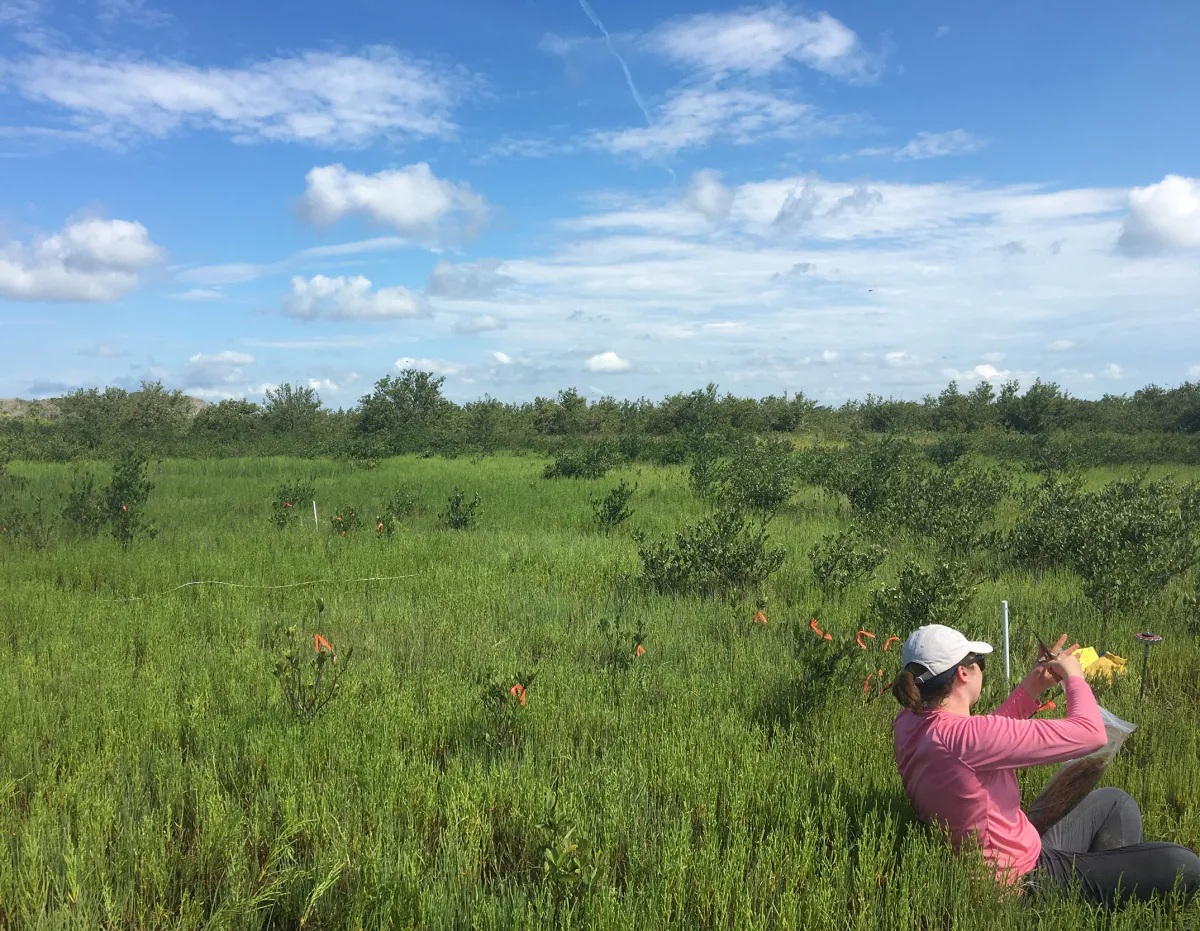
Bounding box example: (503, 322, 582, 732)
(1, 455, 1197, 929)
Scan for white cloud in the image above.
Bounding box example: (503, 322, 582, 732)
(395, 357, 465, 377)
(297, 163, 487, 245)
(592, 88, 819, 158)
(943, 363, 1010, 383)
(1046, 340, 1075, 351)
(1104, 363, 1122, 379)
(981, 351, 1006, 362)
(453, 314, 507, 334)
(4, 49, 464, 147)
(683, 169, 734, 222)
(1117, 175, 1200, 256)
(284, 274, 423, 320)
(307, 377, 340, 392)
(426, 258, 513, 299)
(651, 8, 875, 80)
(894, 130, 984, 160)
(172, 287, 225, 301)
(185, 350, 255, 388)
(585, 351, 631, 373)
(1188, 365, 1200, 379)
(885, 351, 919, 367)
(0, 216, 163, 301)
(492, 351, 512, 365)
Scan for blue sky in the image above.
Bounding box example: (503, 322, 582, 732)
(1, 0, 1198, 407)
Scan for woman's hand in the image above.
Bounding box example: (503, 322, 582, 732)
(1021, 634, 1081, 699)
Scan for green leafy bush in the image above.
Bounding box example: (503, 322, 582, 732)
(330, 505, 362, 536)
(691, 435, 797, 516)
(440, 488, 481, 530)
(105, 451, 156, 549)
(809, 528, 887, 596)
(635, 505, 785, 600)
(62, 471, 106, 537)
(543, 442, 621, 479)
(271, 479, 316, 529)
(1008, 472, 1199, 616)
(273, 624, 353, 724)
(591, 480, 635, 532)
(869, 560, 977, 633)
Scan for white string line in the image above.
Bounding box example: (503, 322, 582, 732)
(105, 574, 419, 602)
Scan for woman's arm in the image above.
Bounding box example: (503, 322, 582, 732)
(945, 678, 1107, 770)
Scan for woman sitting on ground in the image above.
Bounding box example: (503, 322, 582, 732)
(891, 624, 1199, 906)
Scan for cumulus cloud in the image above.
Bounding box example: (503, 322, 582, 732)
(426, 258, 513, 299)
(683, 169, 735, 222)
(4, 49, 464, 147)
(0, 217, 163, 301)
(492, 351, 512, 365)
(1046, 339, 1075, 351)
(297, 163, 487, 245)
(1189, 365, 1200, 379)
(185, 350, 255, 388)
(894, 129, 985, 160)
(1117, 175, 1200, 256)
(284, 274, 423, 320)
(585, 351, 631, 373)
(395, 356, 465, 377)
(1104, 363, 1122, 379)
(454, 314, 507, 334)
(943, 363, 1010, 383)
(650, 7, 875, 80)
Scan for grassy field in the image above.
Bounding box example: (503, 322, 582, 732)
(1, 455, 1198, 930)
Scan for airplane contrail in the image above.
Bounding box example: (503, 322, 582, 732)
(575, 0, 654, 128)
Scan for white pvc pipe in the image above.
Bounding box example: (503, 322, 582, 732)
(313, 500, 319, 530)
(1002, 600, 1011, 682)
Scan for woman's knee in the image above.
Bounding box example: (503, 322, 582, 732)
(1090, 786, 1137, 812)
(1157, 844, 1200, 891)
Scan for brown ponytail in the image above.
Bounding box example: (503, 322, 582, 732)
(892, 667, 924, 713)
(892, 661, 958, 713)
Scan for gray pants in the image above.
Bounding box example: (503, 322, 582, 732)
(1034, 787, 1200, 906)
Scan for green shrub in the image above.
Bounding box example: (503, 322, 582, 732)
(691, 435, 797, 516)
(62, 471, 106, 537)
(591, 480, 635, 532)
(330, 505, 362, 536)
(869, 560, 977, 633)
(635, 505, 785, 600)
(543, 442, 621, 479)
(273, 624, 353, 724)
(440, 488, 481, 530)
(809, 528, 887, 596)
(271, 479, 316, 529)
(1008, 472, 1199, 617)
(105, 450, 156, 549)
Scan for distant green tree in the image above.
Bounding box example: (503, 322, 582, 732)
(356, 369, 449, 454)
(262, 384, 322, 435)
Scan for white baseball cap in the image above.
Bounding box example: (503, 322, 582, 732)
(901, 624, 993, 684)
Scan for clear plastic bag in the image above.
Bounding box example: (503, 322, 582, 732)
(1026, 707, 1137, 835)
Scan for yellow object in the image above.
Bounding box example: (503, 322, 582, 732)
(1076, 647, 1100, 670)
(1085, 652, 1127, 685)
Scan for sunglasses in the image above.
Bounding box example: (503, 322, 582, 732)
(962, 654, 986, 674)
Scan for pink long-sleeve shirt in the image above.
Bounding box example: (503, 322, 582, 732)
(893, 677, 1107, 881)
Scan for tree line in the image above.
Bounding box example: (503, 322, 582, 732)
(3, 371, 1200, 465)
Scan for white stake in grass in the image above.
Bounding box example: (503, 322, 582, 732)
(313, 500, 319, 530)
(1002, 600, 1011, 682)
